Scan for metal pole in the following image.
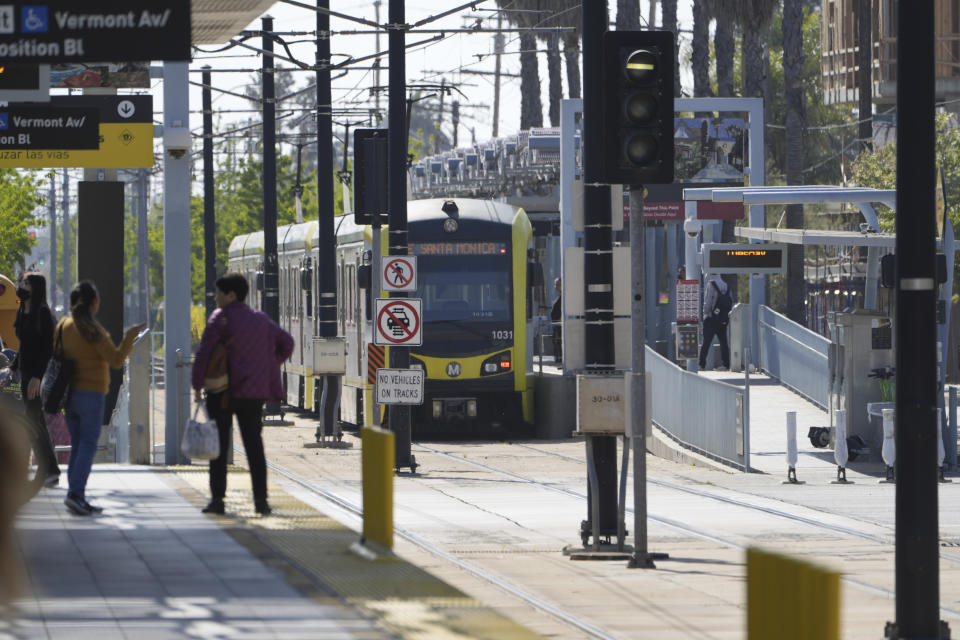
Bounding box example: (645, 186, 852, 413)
(137, 170, 149, 324)
(48, 176, 56, 305)
(261, 16, 279, 324)
(202, 66, 217, 318)
(892, 0, 942, 636)
(388, 0, 412, 469)
(492, 12, 503, 138)
(61, 169, 70, 312)
(581, 0, 617, 543)
(628, 188, 654, 568)
(373, 0, 381, 123)
(316, 0, 341, 436)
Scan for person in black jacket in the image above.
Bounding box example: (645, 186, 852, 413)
(11, 273, 59, 487)
(550, 277, 562, 363)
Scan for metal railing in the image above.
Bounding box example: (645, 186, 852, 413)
(757, 305, 831, 410)
(646, 347, 749, 471)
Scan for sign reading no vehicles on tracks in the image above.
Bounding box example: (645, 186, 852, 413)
(376, 368, 424, 405)
(374, 298, 422, 346)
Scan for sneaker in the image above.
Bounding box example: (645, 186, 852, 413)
(43, 473, 60, 488)
(82, 499, 103, 514)
(254, 500, 272, 516)
(202, 500, 225, 515)
(64, 495, 91, 516)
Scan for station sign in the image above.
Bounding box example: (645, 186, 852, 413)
(381, 256, 417, 293)
(374, 298, 422, 346)
(0, 1, 191, 63)
(375, 368, 424, 405)
(0, 94, 153, 168)
(702, 243, 787, 275)
(0, 103, 98, 149)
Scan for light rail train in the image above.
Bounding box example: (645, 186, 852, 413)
(228, 197, 537, 435)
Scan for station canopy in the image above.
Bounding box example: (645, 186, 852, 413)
(193, 0, 278, 45)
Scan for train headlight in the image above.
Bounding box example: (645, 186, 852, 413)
(480, 351, 511, 375)
(467, 400, 478, 417)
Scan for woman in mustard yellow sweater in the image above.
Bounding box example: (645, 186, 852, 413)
(58, 282, 144, 516)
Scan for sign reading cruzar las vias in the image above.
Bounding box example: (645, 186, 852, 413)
(0, 2, 191, 63)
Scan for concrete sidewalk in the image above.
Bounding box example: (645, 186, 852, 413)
(5, 466, 388, 640)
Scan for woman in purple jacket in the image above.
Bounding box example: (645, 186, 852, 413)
(192, 273, 294, 516)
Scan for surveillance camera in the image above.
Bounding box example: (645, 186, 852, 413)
(163, 126, 192, 159)
(683, 218, 702, 238)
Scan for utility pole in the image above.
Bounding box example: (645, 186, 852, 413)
(261, 16, 280, 324)
(451, 100, 460, 148)
(48, 175, 57, 305)
(857, 0, 872, 152)
(316, 0, 341, 433)
(61, 169, 70, 312)
(890, 1, 946, 638)
(202, 66, 217, 318)
(434, 77, 446, 154)
(580, 0, 618, 545)
(388, 0, 413, 469)
(373, 0, 382, 124)
(492, 11, 503, 138)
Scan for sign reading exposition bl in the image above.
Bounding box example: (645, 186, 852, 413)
(0, 95, 153, 168)
(0, 1, 190, 63)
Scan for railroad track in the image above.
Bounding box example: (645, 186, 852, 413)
(409, 441, 960, 622)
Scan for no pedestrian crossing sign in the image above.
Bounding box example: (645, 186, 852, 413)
(374, 298, 422, 346)
(376, 368, 424, 405)
(381, 256, 417, 293)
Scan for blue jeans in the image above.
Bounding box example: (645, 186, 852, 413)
(64, 390, 105, 500)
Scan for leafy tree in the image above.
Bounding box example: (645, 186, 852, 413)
(0, 169, 44, 276)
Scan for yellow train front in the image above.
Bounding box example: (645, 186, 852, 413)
(401, 198, 533, 435)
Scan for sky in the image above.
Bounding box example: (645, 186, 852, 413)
(171, 1, 696, 155)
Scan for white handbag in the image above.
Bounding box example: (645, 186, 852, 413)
(181, 404, 221, 461)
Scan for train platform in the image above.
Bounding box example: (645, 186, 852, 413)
(6, 465, 540, 640)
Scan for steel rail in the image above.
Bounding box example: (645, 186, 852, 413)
(256, 454, 619, 640)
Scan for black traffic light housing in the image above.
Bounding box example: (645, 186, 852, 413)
(0, 64, 42, 91)
(600, 30, 675, 185)
(353, 128, 389, 225)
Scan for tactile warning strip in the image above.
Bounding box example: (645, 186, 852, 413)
(167, 465, 544, 640)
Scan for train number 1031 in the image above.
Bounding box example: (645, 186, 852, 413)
(491, 330, 513, 341)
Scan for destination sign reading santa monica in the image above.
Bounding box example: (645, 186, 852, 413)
(0, 1, 191, 63)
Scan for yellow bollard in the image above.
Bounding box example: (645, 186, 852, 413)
(361, 426, 394, 550)
(747, 547, 840, 640)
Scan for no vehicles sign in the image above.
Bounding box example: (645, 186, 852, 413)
(376, 368, 424, 405)
(374, 298, 422, 346)
(382, 256, 417, 292)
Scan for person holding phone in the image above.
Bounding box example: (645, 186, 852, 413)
(11, 272, 60, 488)
(57, 281, 145, 516)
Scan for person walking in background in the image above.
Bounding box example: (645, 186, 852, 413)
(59, 281, 145, 516)
(550, 277, 562, 363)
(11, 273, 60, 488)
(699, 273, 732, 371)
(192, 273, 293, 517)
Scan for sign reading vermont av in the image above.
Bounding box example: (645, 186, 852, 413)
(376, 368, 424, 405)
(0, 104, 98, 149)
(0, 1, 191, 63)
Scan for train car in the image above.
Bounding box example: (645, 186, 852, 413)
(278, 221, 318, 408)
(335, 198, 535, 435)
(229, 197, 535, 435)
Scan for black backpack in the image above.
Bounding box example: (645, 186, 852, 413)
(711, 281, 733, 323)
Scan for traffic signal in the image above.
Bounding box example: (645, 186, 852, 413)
(353, 128, 389, 226)
(600, 30, 674, 185)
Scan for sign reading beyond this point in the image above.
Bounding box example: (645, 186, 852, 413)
(382, 256, 417, 292)
(375, 298, 422, 346)
(376, 368, 424, 405)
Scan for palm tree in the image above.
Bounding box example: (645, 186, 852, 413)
(783, 0, 806, 323)
(533, 0, 579, 127)
(495, 1, 544, 130)
(660, 0, 682, 97)
(691, 0, 712, 99)
(703, 1, 736, 97)
(616, 0, 641, 28)
(739, 0, 779, 100)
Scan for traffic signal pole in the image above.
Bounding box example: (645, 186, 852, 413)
(202, 66, 216, 319)
(387, 0, 413, 470)
(890, 1, 947, 638)
(581, 0, 619, 542)
(261, 16, 279, 325)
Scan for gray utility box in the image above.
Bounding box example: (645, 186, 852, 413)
(830, 311, 894, 461)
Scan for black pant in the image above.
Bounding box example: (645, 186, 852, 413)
(551, 323, 562, 362)
(699, 317, 730, 369)
(21, 383, 60, 479)
(205, 393, 267, 503)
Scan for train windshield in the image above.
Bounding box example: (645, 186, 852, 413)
(419, 270, 511, 323)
